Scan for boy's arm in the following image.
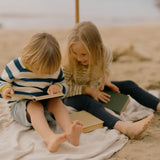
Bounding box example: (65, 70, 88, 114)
(0, 62, 15, 98)
(1, 87, 14, 99)
(54, 68, 68, 95)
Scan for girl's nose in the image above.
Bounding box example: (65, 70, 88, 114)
(77, 56, 82, 62)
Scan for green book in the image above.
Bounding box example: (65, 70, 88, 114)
(101, 89, 130, 114)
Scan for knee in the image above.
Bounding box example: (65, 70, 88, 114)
(27, 101, 44, 114)
(47, 98, 63, 112)
(125, 80, 138, 88)
(48, 98, 62, 107)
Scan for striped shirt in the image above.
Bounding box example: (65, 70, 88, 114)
(0, 57, 66, 102)
(63, 46, 113, 97)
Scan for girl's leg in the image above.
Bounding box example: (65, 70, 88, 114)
(112, 80, 160, 111)
(114, 114, 154, 139)
(47, 98, 83, 146)
(157, 103, 160, 111)
(63, 95, 154, 139)
(63, 95, 120, 129)
(27, 101, 68, 152)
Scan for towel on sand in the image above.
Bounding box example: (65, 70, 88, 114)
(0, 91, 157, 160)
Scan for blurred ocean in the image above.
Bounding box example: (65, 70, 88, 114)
(0, 0, 160, 29)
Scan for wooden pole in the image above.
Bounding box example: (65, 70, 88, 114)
(75, 0, 79, 24)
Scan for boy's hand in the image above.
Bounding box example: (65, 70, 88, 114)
(47, 84, 62, 95)
(2, 87, 14, 100)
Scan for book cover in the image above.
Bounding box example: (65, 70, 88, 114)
(101, 89, 130, 114)
(70, 110, 104, 133)
(7, 92, 64, 101)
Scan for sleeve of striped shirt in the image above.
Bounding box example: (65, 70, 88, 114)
(0, 61, 14, 93)
(104, 46, 113, 76)
(54, 68, 68, 95)
(62, 66, 87, 97)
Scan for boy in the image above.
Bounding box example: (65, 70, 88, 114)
(0, 33, 83, 152)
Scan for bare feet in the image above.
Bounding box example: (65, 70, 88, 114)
(114, 113, 154, 139)
(126, 113, 154, 139)
(45, 133, 68, 152)
(68, 120, 83, 146)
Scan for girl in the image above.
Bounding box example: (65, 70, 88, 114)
(62, 21, 160, 139)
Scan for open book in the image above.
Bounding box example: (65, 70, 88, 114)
(7, 92, 64, 101)
(101, 89, 130, 114)
(70, 110, 104, 133)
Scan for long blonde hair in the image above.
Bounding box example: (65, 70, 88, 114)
(22, 32, 61, 75)
(64, 21, 105, 83)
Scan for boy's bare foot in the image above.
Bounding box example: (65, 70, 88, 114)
(68, 120, 83, 146)
(45, 133, 68, 152)
(125, 113, 154, 139)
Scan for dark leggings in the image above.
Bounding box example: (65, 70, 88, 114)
(63, 80, 160, 129)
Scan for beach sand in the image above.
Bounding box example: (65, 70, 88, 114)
(0, 24, 160, 160)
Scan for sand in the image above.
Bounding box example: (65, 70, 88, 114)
(0, 24, 160, 160)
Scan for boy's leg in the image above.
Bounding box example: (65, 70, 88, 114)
(27, 101, 67, 152)
(47, 98, 83, 146)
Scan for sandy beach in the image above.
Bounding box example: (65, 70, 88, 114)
(0, 24, 160, 160)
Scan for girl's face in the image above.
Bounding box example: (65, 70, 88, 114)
(72, 41, 89, 66)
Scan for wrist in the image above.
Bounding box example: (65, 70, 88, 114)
(85, 86, 93, 95)
(54, 83, 62, 89)
(0, 85, 13, 94)
(82, 86, 87, 94)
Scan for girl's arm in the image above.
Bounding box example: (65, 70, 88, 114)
(85, 86, 111, 103)
(103, 73, 120, 93)
(62, 67, 87, 97)
(102, 46, 120, 93)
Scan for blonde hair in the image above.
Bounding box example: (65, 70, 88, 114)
(22, 32, 61, 75)
(64, 21, 105, 83)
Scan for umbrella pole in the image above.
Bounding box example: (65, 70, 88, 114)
(75, 0, 79, 23)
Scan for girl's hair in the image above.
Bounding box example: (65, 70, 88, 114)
(21, 32, 61, 75)
(65, 21, 105, 83)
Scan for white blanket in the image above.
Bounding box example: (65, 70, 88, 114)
(0, 91, 157, 160)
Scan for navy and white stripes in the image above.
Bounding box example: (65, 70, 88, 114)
(0, 57, 66, 100)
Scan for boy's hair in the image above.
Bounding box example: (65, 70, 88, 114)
(22, 32, 61, 75)
(65, 21, 105, 82)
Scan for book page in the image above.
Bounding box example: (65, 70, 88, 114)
(7, 92, 64, 101)
(35, 93, 64, 101)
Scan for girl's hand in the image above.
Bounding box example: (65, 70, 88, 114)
(2, 87, 14, 100)
(107, 82, 120, 93)
(102, 74, 120, 93)
(96, 90, 111, 103)
(47, 84, 62, 95)
(85, 87, 111, 103)
(104, 75, 120, 93)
